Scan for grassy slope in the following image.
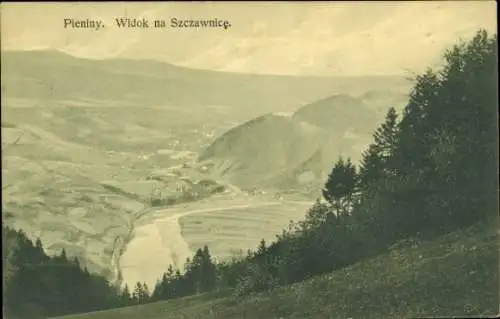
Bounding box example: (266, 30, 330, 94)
(56, 218, 499, 319)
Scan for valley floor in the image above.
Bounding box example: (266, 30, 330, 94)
(118, 197, 314, 289)
(54, 218, 498, 319)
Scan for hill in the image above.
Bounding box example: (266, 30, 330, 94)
(198, 113, 327, 191)
(292, 94, 374, 133)
(198, 92, 408, 194)
(54, 219, 499, 319)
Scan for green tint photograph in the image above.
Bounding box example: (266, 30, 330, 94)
(1, 2, 498, 318)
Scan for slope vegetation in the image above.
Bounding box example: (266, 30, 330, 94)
(55, 219, 498, 319)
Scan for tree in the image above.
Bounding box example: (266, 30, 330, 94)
(373, 107, 399, 162)
(359, 107, 399, 188)
(304, 199, 331, 229)
(322, 157, 358, 216)
(184, 246, 217, 294)
(201, 246, 217, 292)
(142, 283, 150, 301)
(376, 29, 498, 235)
(359, 144, 384, 188)
(163, 265, 177, 298)
(132, 282, 145, 304)
(186, 252, 201, 294)
(3, 227, 125, 318)
(257, 239, 267, 255)
(394, 69, 442, 176)
(2, 226, 18, 310)
(121, 284, 131, 306)
(152, 279, 163, 301)
(436, 29, 498, 225)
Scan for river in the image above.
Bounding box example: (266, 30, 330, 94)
(118, 201, 306, 289)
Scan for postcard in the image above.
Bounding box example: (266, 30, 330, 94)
(1, 2, 498, 318)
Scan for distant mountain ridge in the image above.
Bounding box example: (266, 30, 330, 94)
(1, 50, 411, 114)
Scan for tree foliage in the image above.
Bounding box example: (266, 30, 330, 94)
(2, 225, 131, 319)
(359, 107, 399, 187)
(322, 157, 358, 215)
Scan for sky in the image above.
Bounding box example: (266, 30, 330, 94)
(0, 1, 497, 76)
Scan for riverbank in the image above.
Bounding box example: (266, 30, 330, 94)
(115, 198, 314, 289)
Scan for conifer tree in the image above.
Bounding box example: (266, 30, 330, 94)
(373, 107, 398, 163)
(152, 279, 163, 301)
(201, 246, 217, 292)
(359, 107, 399, 189)
(359, 144, 384, 188)
(257, 239, 267, 255)
(132, 282, 143, 304)
(322, 157, 358, 216)
(142, 282, 150, 302)
(121, 284, 131, 306)
(166, 264, 175, 282)
(163, 265, 176, 299)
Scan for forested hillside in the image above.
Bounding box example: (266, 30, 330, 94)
(56, 218, 498, 319)
(2, 225, 131, 318)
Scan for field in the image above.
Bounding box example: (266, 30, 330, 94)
(54, 218, 499, 319)
(180, 201, 314, 260)
(119, 196, 314, 289)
